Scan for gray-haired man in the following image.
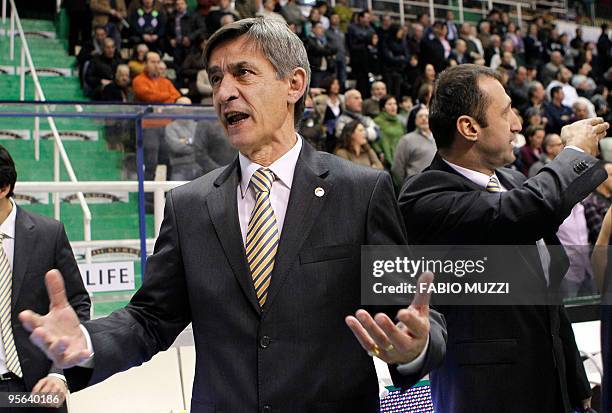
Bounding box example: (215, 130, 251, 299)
(20, 18, 445, 412)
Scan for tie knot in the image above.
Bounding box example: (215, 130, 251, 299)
(250, 168, 275, 194)
(486, 176, 502, 193)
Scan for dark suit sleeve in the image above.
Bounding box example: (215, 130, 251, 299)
(400, 149, 607, 244)
(65, 192, 192, 391)
(559, 306, 592, 406)
(365, 171, 447, 389)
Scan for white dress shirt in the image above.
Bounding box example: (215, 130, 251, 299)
(237, 136, 302, 245)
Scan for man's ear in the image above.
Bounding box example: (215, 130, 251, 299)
(0, 185, 11, 200)
(287, 67, 308, 105)
(456, 115, 480, 143)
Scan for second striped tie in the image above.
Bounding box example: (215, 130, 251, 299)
(486, 176, 502, 193)
(246, 168, 279, 308)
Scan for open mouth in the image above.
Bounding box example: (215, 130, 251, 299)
(225, 111, 250, 126)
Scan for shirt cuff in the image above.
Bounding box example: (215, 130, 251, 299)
(77, 324, 95, 368)
(565, 145, 584, 153)
(47, 373, 66, 383)
(395, 335, 429, 375)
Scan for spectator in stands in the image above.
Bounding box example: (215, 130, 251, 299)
(459, 22, 483, 60)
(165, 97, 204, 181)
(524, 106, 546, 130)
(445, 10, 459, 45)
(90, 0, 127, 49)
(335, 89, 379, 142)
(326, 13, 347, 92)
(206, 0, 239, 35)
(314, 1, 330, 30)
(483, 34, 501, 67)
(571, 27, 584, 51)
(127, 0, 163, 15)
(376, 14, 393, 45)
(129, 0, 167, 53)
(162, 0, 176, 16)
(332, 0, 352, 32)
(583, 163, 612, 246)
(65, 0, 92, 56)
(334, 120, 383, 169)
(524, 22, 545, 68)
(528, 132, 563, 177)
(347, 10, 376, 97)
(304, 21, 337, 88)
(235, 0, 257, 19)
(373, 95, 403, 168)
(477, 20, 491, 50)
(546, 26, 564, 57)
(572, 99, 592, 121)
(380, 24, 409, 101)
(100, 64, 131, 102)
(392, 104, 435, 185)
(420, 20, 448, 74)
(522, 80, 546, 118)
(193, 119, 237, 173)
(544, 85, 572, 134)
(597, 24, 611, 76)
(133, 51, 181, 210)
(195, 69, 213, 105)
(546, 66, 579, 107)
(128, 43, 149, 78)
(76, 25, 108, 75)
(541, 51, 563, 87)
(362, 81, 386, 118)
(490, 39, 516, 70)
(412, 63, 436, 102)
(313, 76, 344, 152)
(504, 21, 523, 56)
(519, 124, 545, 176)
(508, 66, 529, 108)
(86, 38, 123, 99)
(280, 0, 305, 34)
(166, 0, 194, 68)
(448, 38, 470, 65)
(572, 62, 597, 97)
(406, 23, 423, 57)
(257, 0, 285, 22)
(396, 95, 413, 130)
(180, 33, 206, 102)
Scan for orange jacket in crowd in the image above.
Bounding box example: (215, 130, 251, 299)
(133, 71, 181, 128)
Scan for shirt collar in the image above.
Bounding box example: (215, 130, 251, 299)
(442, 158, 504, 190)
(239, 135, 303, 198)
(0, 198, 17, 239)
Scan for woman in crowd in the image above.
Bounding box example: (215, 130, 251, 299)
(334, 120, 383, 169)
(128, 43, 149, 77)
(373, 95, 404, 169)
(519, 124, 545, 176)
(380, 24, 410, 101)
(313, 76, 345, 152)
(412, 63, 436, 102)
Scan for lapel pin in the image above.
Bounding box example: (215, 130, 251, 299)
(314, 187, 325, 197)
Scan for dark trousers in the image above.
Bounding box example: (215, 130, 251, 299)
(0, 377, 66, 413)
(67, 10, 91, 56)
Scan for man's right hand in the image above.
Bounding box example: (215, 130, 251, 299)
(18, 270, 92, 369)
(562, 117, 609, 156)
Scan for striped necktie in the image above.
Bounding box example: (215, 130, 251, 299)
(0, 234, 21, 377)
(486, 176, 502, 193)
(246, 168, 279, 308)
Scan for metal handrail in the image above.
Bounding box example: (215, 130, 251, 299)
(3, 0, 93, 261)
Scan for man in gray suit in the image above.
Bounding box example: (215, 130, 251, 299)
(20, 18, 445, 412)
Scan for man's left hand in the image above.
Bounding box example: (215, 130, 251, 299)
(345, 272, 433, 364)
(32, 376, 67, 408)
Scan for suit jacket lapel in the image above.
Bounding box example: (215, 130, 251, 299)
(264, 143, 331, 310)
(13, 207, 35, 310)
(206, 159, 261, 315)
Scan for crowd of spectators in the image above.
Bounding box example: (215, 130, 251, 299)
(66, 1, 612, 255)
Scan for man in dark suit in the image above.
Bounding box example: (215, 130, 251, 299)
(399, 64, 608, 412)
(20, 18, 446, 412)
(0, 145, 90, 412)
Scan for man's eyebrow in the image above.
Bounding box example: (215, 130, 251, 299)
(208, 61, 255, 74)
